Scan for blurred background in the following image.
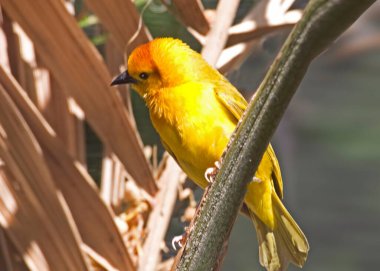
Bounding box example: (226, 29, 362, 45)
(0, 0, 379, 271)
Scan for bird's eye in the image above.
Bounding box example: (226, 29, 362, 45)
(139, 72, 149, 80)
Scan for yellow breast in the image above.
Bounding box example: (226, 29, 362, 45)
(147, 81, 236, 188)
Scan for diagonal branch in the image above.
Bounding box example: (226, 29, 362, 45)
(174, 0, 376, 270)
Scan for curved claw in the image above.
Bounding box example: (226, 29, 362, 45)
(171, 234, 185, 251)
(204, 161, 222, 183)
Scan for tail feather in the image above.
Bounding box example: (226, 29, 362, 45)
(249, 194, 309, 271)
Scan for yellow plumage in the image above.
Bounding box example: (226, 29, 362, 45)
(111, 38, 309, 271)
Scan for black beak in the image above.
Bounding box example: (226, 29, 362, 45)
(110, 70, 137, 86)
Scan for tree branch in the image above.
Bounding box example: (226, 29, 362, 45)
(174, 0, 376, 270)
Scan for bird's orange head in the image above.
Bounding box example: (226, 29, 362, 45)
(111, 38, 220, 97)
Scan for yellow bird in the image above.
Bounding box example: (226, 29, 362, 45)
(111, 38, 309, 271)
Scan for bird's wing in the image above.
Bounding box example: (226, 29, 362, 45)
(214, 80, 284, 198)
(214, 80, 248, 121)
(161, 139, 179, 164)
(267, 144, 284, 198)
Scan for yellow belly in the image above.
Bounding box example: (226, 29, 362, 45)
(149, 82, 276, 228)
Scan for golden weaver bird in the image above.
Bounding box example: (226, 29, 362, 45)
(111, 38, 309, 271)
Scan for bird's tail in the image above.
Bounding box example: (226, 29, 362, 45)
(249, 193, 309, 271)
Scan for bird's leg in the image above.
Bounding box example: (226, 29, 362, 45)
(171, 227, 190, 250)
(173, 160, 223, 251)
(204, 160, 222, 183)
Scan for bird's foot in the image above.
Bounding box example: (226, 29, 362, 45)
(171, 231, 188, 251)
(204, 160, 222, 183)
(252, 177, 262, 183)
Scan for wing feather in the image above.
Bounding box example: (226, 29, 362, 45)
(214, 80, 247, 121)
(214, 81, 283, 198)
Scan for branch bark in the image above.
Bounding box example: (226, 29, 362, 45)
(174, 0, 376, 270)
